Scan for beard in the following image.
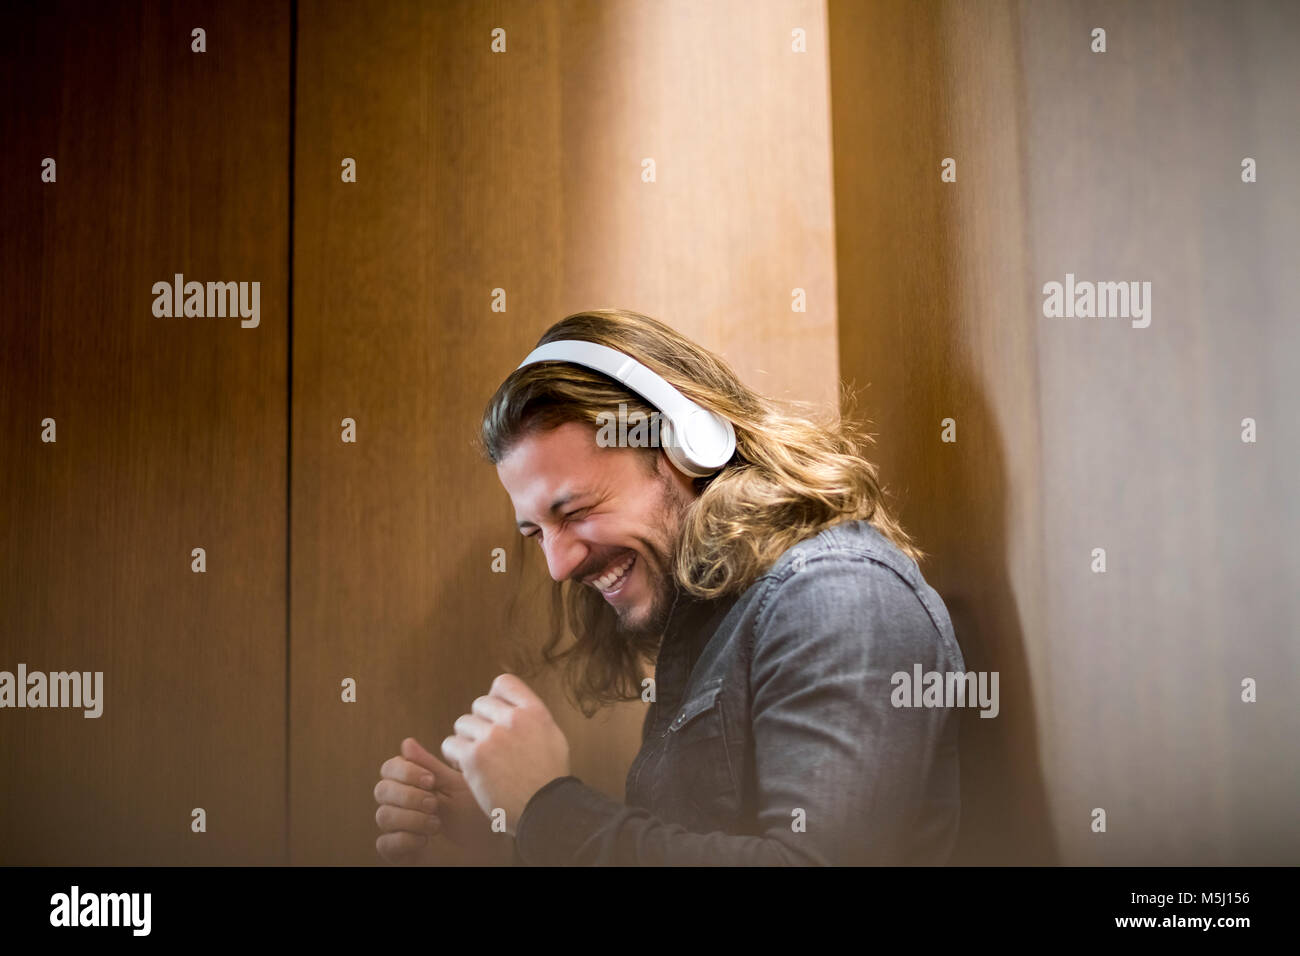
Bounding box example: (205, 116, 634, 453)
(612, 536, 680, 638)
(611, 467, 693, 638)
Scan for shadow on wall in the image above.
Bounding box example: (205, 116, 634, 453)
(935, 386, 1058, 867)
(828, 0, 1058, 865)
(841, 331, 1057, 865)
(843, 358, 1057, 866)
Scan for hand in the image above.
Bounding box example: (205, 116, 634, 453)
(374, 737, 513, 865)
(374, 738, 443, 865)
(441, 673, 571, 836)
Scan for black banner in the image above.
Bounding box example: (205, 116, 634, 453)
(1, 865, 1287, 941)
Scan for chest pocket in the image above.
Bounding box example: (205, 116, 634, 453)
(655, 676, 739, 826)
(666, 677, 725, 735)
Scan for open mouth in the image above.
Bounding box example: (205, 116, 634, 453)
(591, 553, 636, 595)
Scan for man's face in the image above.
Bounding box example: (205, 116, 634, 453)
(497, 420, 698, 636)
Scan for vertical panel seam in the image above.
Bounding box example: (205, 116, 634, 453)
(285, 0, 298, 868)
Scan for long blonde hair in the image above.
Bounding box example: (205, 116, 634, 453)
(480, 309, 922, 715)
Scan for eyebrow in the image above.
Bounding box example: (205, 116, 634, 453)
(516, 491, 590, 530)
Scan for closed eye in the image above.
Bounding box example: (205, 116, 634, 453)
(519, 504, 596, 540)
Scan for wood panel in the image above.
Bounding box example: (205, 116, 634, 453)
(9, 0, 1291, 871)
(0, 0, 290, 864)
(829, 0, 1299, 864)
(829, 0, 1056, 866)
(1017, 0, 1300, 865)
(290, 0, 840, 864)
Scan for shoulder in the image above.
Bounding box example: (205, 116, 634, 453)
(749, 519, 958, 656)
(763, 518, 925, 589)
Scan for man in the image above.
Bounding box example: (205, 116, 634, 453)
(374, 308, 965, 865)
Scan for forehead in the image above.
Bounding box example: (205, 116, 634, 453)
(496, 421, 609, 508)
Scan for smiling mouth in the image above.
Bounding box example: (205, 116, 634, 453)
(590, 553, 636, 594)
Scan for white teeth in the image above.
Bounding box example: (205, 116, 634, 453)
(593, 554, 635, 592)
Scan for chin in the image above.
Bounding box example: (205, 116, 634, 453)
(614, 603, 650, 633)
(617, 583, 676, 636)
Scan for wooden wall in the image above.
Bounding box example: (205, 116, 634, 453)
(829, 0, 1300, 864)
(0, 1, 289, 864)
(3, 0, 835, 869)
(5, 0, 1293, 868)
(288, 0, 839, 864)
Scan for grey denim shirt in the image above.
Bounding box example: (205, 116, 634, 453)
(512, 518, 966, 865)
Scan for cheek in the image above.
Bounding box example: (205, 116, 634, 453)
(636, 543, 670, 587)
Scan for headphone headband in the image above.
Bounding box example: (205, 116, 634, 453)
(515, 339, 736, 477)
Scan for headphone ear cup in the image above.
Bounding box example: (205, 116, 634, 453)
(682, 409, 736, 472)
(658, 418, 708, 478)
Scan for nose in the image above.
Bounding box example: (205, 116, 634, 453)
(540, 526, 588, 583)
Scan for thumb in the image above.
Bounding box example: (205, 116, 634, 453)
(401, 736, 463, 786)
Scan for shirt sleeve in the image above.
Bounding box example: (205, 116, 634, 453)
(512, 552, 963, 865)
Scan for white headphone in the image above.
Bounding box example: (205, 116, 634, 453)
(516, 340, 737, 478)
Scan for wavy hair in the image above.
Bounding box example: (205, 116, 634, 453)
(479, 309, 923, 715)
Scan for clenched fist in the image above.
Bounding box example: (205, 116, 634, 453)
(375, 737, 513, 865)
(440, 673, 571, 836)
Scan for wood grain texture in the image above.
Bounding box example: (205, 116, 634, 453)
(12, 0, 1284, 870)
(290, 0, 839, 864)
(1016, 0, 1300, 865)
(0, 1, 289, 864)
(829, 0, 1057, 866)
(830, 0, 1299, 864)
